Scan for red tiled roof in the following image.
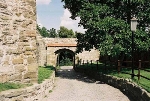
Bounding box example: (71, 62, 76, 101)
(47, 43, 77, 47)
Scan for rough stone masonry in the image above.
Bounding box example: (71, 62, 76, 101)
(0, 0, 38, 83)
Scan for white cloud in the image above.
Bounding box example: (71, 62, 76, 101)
(60, 9, 86, 33)
(36, 0, 52, 5)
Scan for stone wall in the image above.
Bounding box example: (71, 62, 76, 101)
(43, 38, 100, 67)
(0, 0, 38, 83)
(0, 72, 55, 101)
(36, 33, 46, 67)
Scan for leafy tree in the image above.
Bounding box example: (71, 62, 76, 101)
(37, 25, 49, 37)
(48, 28, 58, 38)
(37, 25, 58, 38)
(58, 26, 75, 38)
(62, 0, 150, 58)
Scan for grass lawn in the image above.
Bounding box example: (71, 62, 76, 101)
(38, 65, 55, 84)
(0, 83, 31, 92)
(76, 63, 150, 93)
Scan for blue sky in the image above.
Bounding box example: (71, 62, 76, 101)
(36, 0, 85, 33)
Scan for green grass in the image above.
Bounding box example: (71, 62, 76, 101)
(76, 63, 150, 92)
(0, 82, 31, 92)
(0, 65, 55, 92)
(38, 66, 55, 84)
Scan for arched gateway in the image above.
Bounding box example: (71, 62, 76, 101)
(42, 38, 100, 68)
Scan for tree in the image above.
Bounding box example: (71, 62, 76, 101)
(58, 26, 75, 38)
(62, 0, 150, 58)
(37, 25, 49, 37)
(48, 28, 58, 38)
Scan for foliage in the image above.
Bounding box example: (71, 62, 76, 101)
(0, 83, 31, 92)
(57, 26, 76, 38)
(48, 28, 58, 38)
(37, 25, 50, 37)
(59, 57, 73, 66)
(59, 51, 73, 66)
(37, 25, 76, 38)
(62, 0, 150, 57)
(38, 66, 55, 84)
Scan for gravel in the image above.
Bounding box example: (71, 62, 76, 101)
(44, 66, 130, 101)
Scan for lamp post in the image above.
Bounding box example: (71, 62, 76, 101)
(131, 17, 138, 79)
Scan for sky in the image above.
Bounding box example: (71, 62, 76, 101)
(36, 0, 86, 33)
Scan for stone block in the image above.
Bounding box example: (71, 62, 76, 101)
(25, 46, 36, 51)
(26, 0, 36, 6)
(24, 72, 37, 79)
(8, 73, 22, 81)
(5, 90, 25, 98)
(0, 74, 8, 83)
(18, 42, 30, 46)
(27, 63, 38, 72)
(30, 77, 38, 83)
(22, 20, 33, 28)
(0, 15, 10, 20)
(27, 56, 36, 64)
(12, 58, 23, 64)
(24, 30, 36, 37)
(24, 51, 34, 55)
(14, 64, 26, 72)
(7, 49, 21, 54)
(0, 3, 7, 8)
(10, 96, 24, 101)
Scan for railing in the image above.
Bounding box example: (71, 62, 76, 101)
(76, 59, 150, 81)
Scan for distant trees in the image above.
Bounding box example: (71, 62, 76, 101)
(48, 28, 57, 38)
(57, 26, 75, 38)
(37, 25, 76, 38)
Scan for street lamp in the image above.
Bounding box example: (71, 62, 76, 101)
(131, 17, 138, 79)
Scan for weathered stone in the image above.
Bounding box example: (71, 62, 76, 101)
(27, 63, 38, 72)
(24, 51, 34, 55)
(9, 74, 22, 82)
(0, 3, 7, 8)
(5, 90, 25, 98)
(11, 96, 24, 101)
(25, 46, 36, 51)
(26, 0, 36, 6)
(14, 65, 26, 72)
(7, 49, 22, 54)
(12, 58, 23, 64)
(0, 74, 7, 83)
(22, 20, 33, 28)
(24, 30, 36, 37)
(24, 72, 37, 79)
(0, 15, 10, 20)
(0, 50, 3, 57)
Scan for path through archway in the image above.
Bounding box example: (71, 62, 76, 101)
(55, 49, 75, 68)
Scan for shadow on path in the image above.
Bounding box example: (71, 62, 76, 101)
(56, 66, 105, 84)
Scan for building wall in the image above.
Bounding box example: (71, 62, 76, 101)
(36, 33, 46, 67)
(0, 0, 38, 83)
(43, 38, 100, 67)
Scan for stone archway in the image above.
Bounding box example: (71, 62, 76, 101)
(55, 48, 75, 67)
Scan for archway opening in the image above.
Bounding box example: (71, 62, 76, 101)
(55, 49, 75, 67)
(59, 51, 73, 66)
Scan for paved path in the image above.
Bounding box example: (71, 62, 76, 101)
(44, 66, 130, 101)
